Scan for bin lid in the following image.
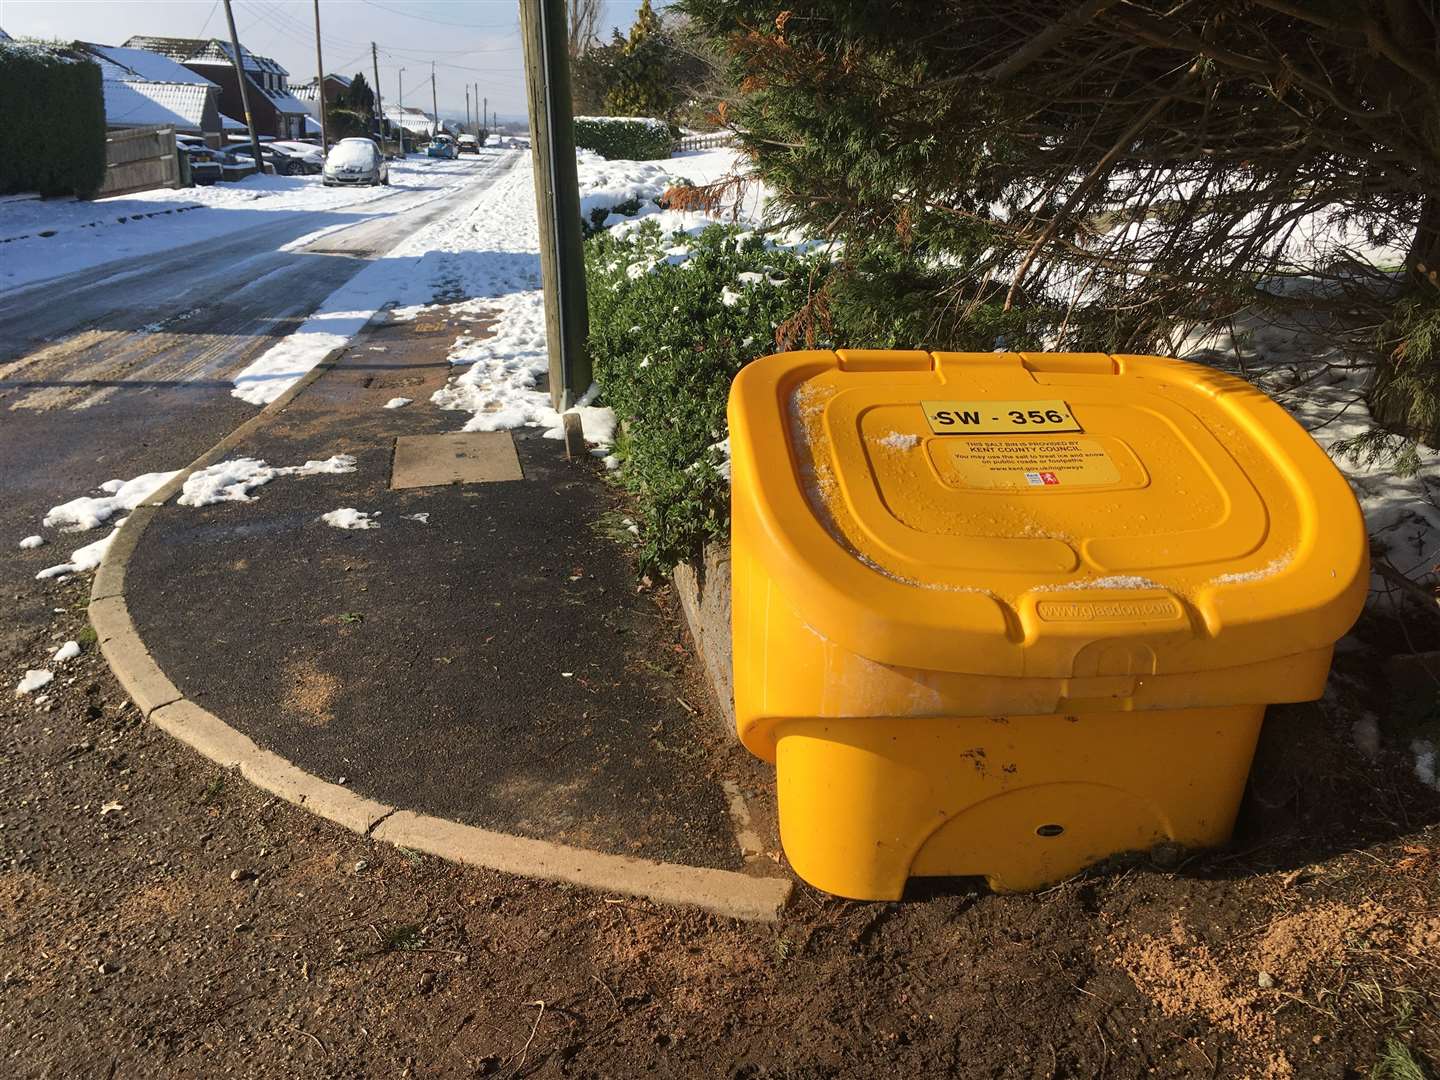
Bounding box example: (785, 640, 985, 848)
(727, 350, 1368, 678)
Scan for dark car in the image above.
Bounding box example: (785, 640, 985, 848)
(176, 137, 222, 185)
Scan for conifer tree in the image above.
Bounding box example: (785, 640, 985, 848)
(605, 0, 674, 118)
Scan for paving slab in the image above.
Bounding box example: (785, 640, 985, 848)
(123, 309, 761, 873)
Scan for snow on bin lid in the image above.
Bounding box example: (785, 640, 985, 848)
(727, 349, 1368, 678)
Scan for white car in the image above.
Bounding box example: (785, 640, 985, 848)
(322, 138, 389, 187)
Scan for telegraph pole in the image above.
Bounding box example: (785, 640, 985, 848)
(519, 0, 588, 407)
(465, 87, 471, 133)
(430, 61, 439, 135)
(312, 0, 328, 150)
(222, 0, 265, 169)
(371, 42, 385, 150)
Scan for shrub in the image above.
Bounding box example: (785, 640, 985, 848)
(573, 116, 675, 161)
(587, 222, 826, 570)
(0, 41, 106, 198)
(586, 221, 1051, 571)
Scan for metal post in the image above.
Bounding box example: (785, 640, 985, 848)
(519, 0, 589, 408)
(222, 0, 266, 170)
(466, 87, 471, 133)
(312, 0, 328, 151)
(371, 42, 385, 151)
(430, 61, 439, 135)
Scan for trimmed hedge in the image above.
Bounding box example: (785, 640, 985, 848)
(572, 116, 675, 161)
(0, 41, 106, 198)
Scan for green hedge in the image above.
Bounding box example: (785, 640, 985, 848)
(572, 116, 675, 161)
(586, 223, 1051, 572)
(587, 222, 828, 570)
(0, 42, 106, 198)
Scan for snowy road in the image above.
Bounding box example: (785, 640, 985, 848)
(0, 152, 515, 662)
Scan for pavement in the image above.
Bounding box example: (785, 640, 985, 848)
(0, 155, 508, 678)
(97, 305, 790, 919)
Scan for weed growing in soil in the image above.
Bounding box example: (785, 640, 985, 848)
(381, 923, 426, 952)
(1372, 1035, 1432, 1080)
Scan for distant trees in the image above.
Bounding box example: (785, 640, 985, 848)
(567, 0, 604, 56)
(571, 1, 729, 127)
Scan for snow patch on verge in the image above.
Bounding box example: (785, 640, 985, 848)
(36, 524, 124, 580)
(43, 471, 179, 531)
(52, 641, 81, 662)
(383, 397, 412, 409)
(18, 535, 44, 549)
(15, 670, 53, 696)
(177, 454, 356, 506)
(321, 508, 378, 530)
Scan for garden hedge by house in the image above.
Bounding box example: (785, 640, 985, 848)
(573, 116, 675, 161)
(0, 41, 106, 198)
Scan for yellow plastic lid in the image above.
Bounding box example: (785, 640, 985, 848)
(728, 350, 1368, 677)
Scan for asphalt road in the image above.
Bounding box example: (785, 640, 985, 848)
(0, 154, 512, 668)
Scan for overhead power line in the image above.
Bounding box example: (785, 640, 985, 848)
(360, 0, 516, 31)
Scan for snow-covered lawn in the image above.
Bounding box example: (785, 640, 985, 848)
(0, 155, 496, 295)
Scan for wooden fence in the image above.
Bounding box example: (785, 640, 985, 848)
(674, 132, 732, 153)
(97, 126, 180, 199)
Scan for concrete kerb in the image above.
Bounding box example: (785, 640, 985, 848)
(86, 323, 794, 923)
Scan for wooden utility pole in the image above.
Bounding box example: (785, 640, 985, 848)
(371, 42, 385, 150)
(222, 0, 265, 171)
(465, 87, 471, 133)
(520, 0, 588, 408)
(312, 0, 328, 151)
(430, 61, 439, 135)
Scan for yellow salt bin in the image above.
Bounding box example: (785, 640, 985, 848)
(728, 349, 1367, 900)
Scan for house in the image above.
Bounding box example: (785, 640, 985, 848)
(384, 105, 437, 139)
(292, 72, 351, 124)
(122, 35, 309, 140)
(77, 42, 240, 146)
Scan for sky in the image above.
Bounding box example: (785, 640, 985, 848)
(0, 1, 650, 123)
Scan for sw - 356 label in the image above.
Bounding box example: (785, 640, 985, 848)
(921, 399, 1081, 435)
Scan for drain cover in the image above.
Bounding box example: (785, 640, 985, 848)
(391, 432, 523, 489)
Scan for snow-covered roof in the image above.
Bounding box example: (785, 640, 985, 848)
(303, 114, 321, 135)
(0, 27, 11, 42)
(121, 35, 288, 76)
(102, 80, 211, 131)
(256, 82, 309, 116)
(82, 43, 215, 86)
(220, 111, 247, 130)
(383, 105, 436, 135)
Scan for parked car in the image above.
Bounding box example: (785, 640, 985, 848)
(217, 147, 271, 181)
(271, 141, 325, 174)
(175, 137, 222, 185)
(456, 134, 479, 155)
(322, 138, 389, 186)
(243, 143, 320, 176)
(426, 135, 457, 160)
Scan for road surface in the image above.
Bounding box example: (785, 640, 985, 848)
(0, 153, 513, 666)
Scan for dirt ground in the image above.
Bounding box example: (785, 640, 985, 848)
(3, 564, 1439, 1078)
